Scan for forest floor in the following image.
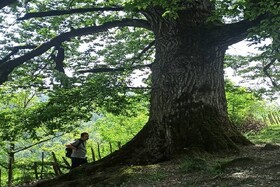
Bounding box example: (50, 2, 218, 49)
(21, 143, 280, 187)
(94, 143, 280, 187)
(17, 125, 280, 187)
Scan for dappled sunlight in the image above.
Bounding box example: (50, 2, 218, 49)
(230, 170, 252, 179)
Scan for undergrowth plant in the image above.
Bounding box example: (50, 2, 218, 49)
(246, 124, 280, 144)
(179, 157, 221, 175)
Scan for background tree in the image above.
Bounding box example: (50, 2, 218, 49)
(92, 98, 149, 149)
(0, 85, 63, 186)
(0, 0, 279, 172)
(224, 54, 279, 99)
(225, 80, 273, 134)
(225, 80, 262, 125)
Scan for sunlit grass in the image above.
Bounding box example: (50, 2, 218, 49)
(245, 124, 280, 144)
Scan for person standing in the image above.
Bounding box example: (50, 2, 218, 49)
(66, 132, 89, 169)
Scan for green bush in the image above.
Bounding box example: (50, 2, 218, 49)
(238, 115, 267, 134)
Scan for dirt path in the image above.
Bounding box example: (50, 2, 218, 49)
(200, 144, 280, 187)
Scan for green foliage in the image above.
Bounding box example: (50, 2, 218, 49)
(86, 93, 148, 157)
(246, 124, 280, 144)
(238, 115, 267, 134)
(124, 0, 183, 18)
(213, 0, 279, 22)
(0, 80, 149, 186)
(179, 157, 207, 172)
(93, 109, 148, 144)
(0, 0, 279, 185)
(0, 84, 83, 186)
(0, 85, 42, 140)
(119, 165, 167, 185)
(225, 80, 261, 124)
(225, 80, 279, 133)
(179, 156, 223, 176)
(225, 54, 279, 98)
(212, 0, 247, 22)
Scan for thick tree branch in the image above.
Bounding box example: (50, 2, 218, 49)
(214, 14, 268, 47)
(78, 64, 151, 74)
(13, 135, 63, 154)
(0, 0, 17, 9)
(0, 45, 37, 65)
(0, 19, 151, 85)
(23, 91, 36, 108)
(78, 40, 154, 74)
(263, 59, 279, 89)
(54, 45, 65, 73)
(125, 86, 151, 90)
(18, 7, 125, 20)
(0, 162, 8, 169)
(134, 40, 155, 62)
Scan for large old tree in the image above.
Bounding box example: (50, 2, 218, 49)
(0, 0, 279, 169)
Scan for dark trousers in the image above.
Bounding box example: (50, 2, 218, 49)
(71, 157, 87, 169)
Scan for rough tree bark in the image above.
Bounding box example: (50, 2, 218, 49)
(7, 142, 15, 187)
(87, 1, 253, 166)
(36, 14, 254, 187)
(29, 1, 267, 186)
(0, 0, 17, 9)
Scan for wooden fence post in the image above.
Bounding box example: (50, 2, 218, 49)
(91, 147, 96, 162)
(272, 112, 280, 124)
(40, 152, 44, 179)
(34, 162, 39, 179)
(109, 142, 113, 153)
(51, 152, 62, 176)
(117, 141, 121, 149)
(97, 142, 101, 159)
(62, 157, 71, 169)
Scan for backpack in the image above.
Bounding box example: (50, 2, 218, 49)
(65, 139, 83, 158)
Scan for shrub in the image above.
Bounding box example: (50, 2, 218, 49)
(238, 115, 267, 134)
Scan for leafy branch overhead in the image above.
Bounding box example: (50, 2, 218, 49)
(0, 2, 279, 186)
(0, 18, 151, 84)
(0, 0, 278, 90)
(0, 0, 279, 170)
(17, 7, 126, 20)
(0, 0, 17, 9)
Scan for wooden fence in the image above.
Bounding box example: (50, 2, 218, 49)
(33, 141, 122, 178)
(0, 141, 122, 186)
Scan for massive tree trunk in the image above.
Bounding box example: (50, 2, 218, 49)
(151, 16, 235, 151)
(42, 17, 252, 185)
(96, 4, 252, 165)
(32, 2, 259, 186)
(150, 25, 244, 153)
